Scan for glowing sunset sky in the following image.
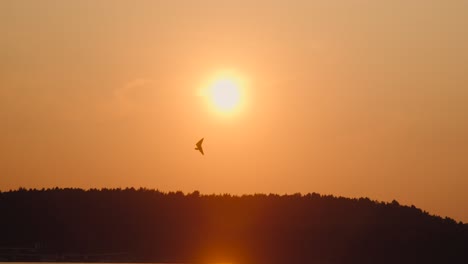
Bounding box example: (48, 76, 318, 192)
(1, 1, 467, 222)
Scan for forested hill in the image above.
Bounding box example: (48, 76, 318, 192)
(1, 188, 467, 264)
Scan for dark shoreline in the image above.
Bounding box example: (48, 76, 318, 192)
(1, 188, 467, 264)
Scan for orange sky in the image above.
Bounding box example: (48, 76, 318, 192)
(1, 0, 467, 222)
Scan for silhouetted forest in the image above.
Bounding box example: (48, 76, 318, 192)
(0, 188, 467, 264)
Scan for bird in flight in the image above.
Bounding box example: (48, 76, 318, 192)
(195, 138, 204, 155)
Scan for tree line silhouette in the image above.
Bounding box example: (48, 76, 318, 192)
(0, 187, 467, 264)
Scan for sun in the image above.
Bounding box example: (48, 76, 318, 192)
(203, 71, 246, 115)
(210, 78, 241, 111)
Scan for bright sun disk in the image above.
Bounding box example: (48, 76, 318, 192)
(211, 78, 241, 111)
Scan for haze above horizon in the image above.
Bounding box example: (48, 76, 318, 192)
(0, 1, 467, 222)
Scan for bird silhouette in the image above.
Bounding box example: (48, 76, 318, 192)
(195, 138, 204, 155)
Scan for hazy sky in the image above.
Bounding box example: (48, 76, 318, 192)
(1, 0, 468, 221)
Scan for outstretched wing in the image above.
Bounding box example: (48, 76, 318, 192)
(196, 138, 204, 148)
(196, 138, 204, 155)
